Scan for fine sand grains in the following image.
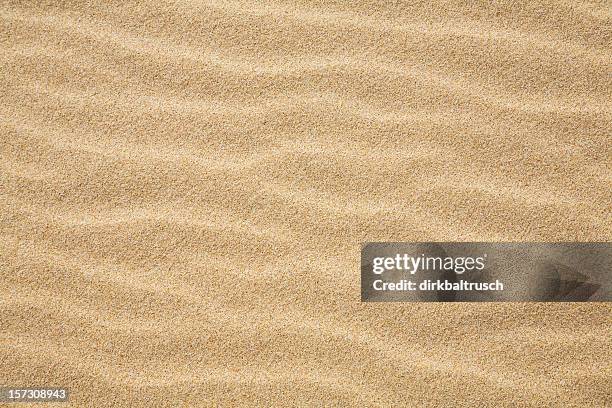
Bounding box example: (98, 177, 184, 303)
(1, 1, 611, 406)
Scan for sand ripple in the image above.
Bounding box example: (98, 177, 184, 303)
(1, 0, 611, 406)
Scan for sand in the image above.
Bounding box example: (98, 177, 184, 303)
(1, 0, 611, 406)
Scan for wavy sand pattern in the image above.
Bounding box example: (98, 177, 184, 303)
(1, 0, 611, 406)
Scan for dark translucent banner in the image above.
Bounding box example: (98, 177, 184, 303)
(361, 243, 611, 302)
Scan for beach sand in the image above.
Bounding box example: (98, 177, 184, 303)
(1, 1, 611, 406)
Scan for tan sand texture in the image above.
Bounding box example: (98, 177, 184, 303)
(1, 0, 611, 406)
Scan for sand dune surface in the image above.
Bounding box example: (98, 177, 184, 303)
(1, 0, 611, 406)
